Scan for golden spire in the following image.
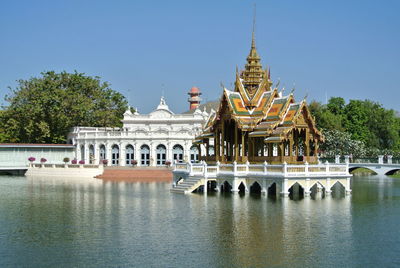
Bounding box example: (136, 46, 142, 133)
(241, 4, 265, 97)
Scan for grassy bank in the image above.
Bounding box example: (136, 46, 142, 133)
(351, 168, 376, 176)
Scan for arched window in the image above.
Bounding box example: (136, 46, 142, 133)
(173, 144, 184, 162)
(99, 145, 106, 160)
(80, 145, 85, 161)
(89, 145, 95, 164)
(156, 144, 166, 165)
(126, 145, 134, 165)
(190, 145, 199, 163)
(111, 145, 119, 166)
(141, 145, 150, 166)
(208, 145, 215, 156)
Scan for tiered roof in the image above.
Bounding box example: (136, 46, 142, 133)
(200, 33, 323, 143)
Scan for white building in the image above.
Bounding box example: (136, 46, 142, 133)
(68, 96, 210, 166)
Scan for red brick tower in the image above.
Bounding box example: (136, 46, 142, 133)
(188, 87, 202, 110)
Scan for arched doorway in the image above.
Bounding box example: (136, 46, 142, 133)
(126, 145, 134, 166)
(99, 144, 106, 161)
(80, 145, 85, 161)
(190, 146, 199, 163)
(250, 181, 262, 194)
(141, 145, 150, 166)
(111, 145, 119, 166)
(89, 145, 95, 164)
(173, 144, 184, 162)
(156, 144, 166, 165)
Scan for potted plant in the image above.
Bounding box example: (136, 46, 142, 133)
(131, 159, 137, 167)
(78, 160, 85, 165)
(102, 159, 108, 166)
(165, 160, 172, 167)
(40, 158, 47, 167)
(71, 159, 78, 164)
(28, 157, 36, 167)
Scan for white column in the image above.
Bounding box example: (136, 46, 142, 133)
(280, 179, 290, 197)
(120, 142, 126, 166)
(136, 143, 141, 166)
(345, 177, 352, 195)
(106, 143, 111, 166)
(325, 178, 332, 194)
(304, 178, 311, 196)
(387, 155, 393, 164)
(378, 155, 384, 164)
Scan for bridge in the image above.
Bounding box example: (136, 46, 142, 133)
(321, 155, 400, 176)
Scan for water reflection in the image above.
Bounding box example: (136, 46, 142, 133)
(0, 175, 399, 267)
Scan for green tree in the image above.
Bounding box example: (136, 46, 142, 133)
(1, 71, 128, 143)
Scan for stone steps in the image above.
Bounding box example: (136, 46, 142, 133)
(170, 178, 204, 194)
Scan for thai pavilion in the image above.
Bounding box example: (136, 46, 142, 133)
(172, 31, 351, 197)
(194, 32, 323, 165)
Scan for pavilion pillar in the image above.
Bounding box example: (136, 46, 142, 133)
(314, 139, 319, 157)
(198, 144, 202, 161)
(268, 143, 273, 157)
(215, 130, 220, 162)
(305, 129, 310, 157)
(221, 120, 226, 162)
(241, 131, 246, 161)
(234, 126, 239, 162)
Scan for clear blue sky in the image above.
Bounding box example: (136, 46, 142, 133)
(0, 0, 399, 113)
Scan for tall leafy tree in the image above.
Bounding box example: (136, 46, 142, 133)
(1, 71, 128, 143)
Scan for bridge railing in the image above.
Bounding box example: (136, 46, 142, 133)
(174, 161, 349, 177)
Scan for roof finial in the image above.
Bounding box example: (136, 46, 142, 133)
(252, 3, 256, 49)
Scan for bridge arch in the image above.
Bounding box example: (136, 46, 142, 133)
(349, 166, 377, 175)
(249, 181, 262, 194)
(220, 181, 232, 192)
(385, 169, 400, 176)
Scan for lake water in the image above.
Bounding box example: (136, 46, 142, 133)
(0, 175, 399, 268)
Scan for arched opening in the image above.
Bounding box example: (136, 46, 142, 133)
(207, 181, 217, 192)
(156, 144, 166, 165)
(80, 145, 85, 161)
(208, 145, 215, 156)
(190, 145, 199, 163)
(89, 145, 94, 164)
(310, 182, 325, 197)
(111, 145, 119, 166)
(288, 182, 304, 199)
(268, 182, 277, 196)
(385, 169, 400, 176)
(126, 145, 134, 165)
(250, 181, 262, 194)
(220, 181, 232, 193)
(330, 181, 345, 196)
(173, 144, 184, 162)
(141, 145, 150, 166)
(99, 144, 106, 161)
(349, 166, 377, 175)
(238, 182, 246, 194)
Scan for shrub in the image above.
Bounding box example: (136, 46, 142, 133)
(131, 159, 137, 166)
(63, 157, 70, 163)
(71, 159, 77, 164)
(165, 160, 172, 166)
(40, 158, 47, 163)
(78, 160, 85, 165)
(102, 159, 108, 165)
(28, 157, 36, 162)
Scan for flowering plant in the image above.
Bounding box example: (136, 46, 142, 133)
(165, 160, 172, 167)
(78, 160, 85, 165)
(131, 159, 137, 166)
(28, 157, 36, 162)
(40, 158, 47, 163)
(71, 159, 78, 164)
(102, 159, 108, 165)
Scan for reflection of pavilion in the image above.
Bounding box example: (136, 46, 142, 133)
(172, 29, 352, 197)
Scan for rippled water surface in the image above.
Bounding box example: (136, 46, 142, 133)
(0, 175, 400, 267)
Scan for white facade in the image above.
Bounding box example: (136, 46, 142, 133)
(68, 97, 209, 166)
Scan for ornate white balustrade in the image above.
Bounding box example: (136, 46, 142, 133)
(173, 161, 350, 178)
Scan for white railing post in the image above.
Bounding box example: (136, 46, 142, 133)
(188, 162, 192, 174)
(387, 155, 393, 164)
(283, 162, 287, 176)
(335, 155, 340, 164)
(233, 161, 237, 176)
(378, 155, 384, 164)
(305, 161, 309, 176)
(263, 161, 268, 175)
(246, 161, 250, 174)
(216, 161, 220, 174)
(325, 161, 330, 174)
(203, 161, 208, 177)
(344, 155, 350, 164)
